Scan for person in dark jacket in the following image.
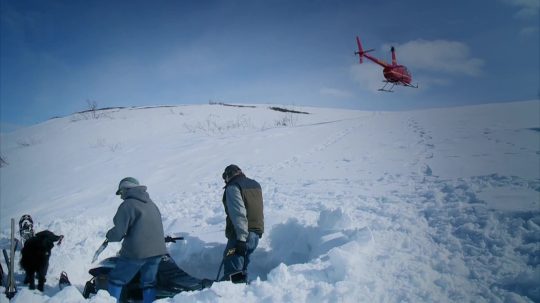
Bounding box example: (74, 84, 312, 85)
(220, 165, 264, 283)
(106, 177, 167, 303)
(20, 230, 64, 291)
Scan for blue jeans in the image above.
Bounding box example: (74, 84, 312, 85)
(223, 232, 259, 279)
(109, 255, 162, 288)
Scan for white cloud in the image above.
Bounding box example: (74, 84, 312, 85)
(392, 40, 484, 76)
(500, 0, 540, 18)
(520, 26, 539, 35)
(319, 87, 353, 98)
(350, 64, 385, 93)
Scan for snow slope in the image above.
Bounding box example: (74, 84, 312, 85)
(0, 101, 539, 302)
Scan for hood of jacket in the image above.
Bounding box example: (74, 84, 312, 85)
(123, 186, 150, 203)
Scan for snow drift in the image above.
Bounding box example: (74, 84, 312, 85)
(0, 101, 539, 302)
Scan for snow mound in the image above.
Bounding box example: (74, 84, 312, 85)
(0, 101, 538, 302)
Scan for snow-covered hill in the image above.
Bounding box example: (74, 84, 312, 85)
(1, 101, 539, 302)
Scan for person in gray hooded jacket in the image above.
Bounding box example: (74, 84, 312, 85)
(105, 177, 167, 303)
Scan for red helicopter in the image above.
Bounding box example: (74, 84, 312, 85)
(355, 36, 418, 92)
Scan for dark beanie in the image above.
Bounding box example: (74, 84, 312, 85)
(222, 164, 242, 180)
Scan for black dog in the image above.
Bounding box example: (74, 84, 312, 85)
(20, 230, 63, 291)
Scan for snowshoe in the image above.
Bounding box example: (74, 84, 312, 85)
(19, 214, 34, 244)
(82, 278, 97, 299)
(59, 271, 71, 290)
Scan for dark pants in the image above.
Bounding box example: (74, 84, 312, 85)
(223, 232, 259, 280)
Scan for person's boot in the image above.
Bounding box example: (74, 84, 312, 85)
(37, 278, 45, 292)
(26, 272, 35, 290)
(142, 287, 156, 303)
(38, 274, 45, 292)
(107, 282, 123, 301)
(23, 274, 30, 285)
(25, 271, 35, 289)
(230, 271, 247, 284)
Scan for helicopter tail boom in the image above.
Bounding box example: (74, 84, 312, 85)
(355, 36, 385, 67)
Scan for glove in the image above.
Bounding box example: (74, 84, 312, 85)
(165, 236, 185, 243)
(235, 240, 247, 256)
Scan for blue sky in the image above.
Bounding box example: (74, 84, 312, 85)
(1, 0, 538, 129)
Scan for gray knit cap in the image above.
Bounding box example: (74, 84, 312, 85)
(116, 177, 140, 195)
